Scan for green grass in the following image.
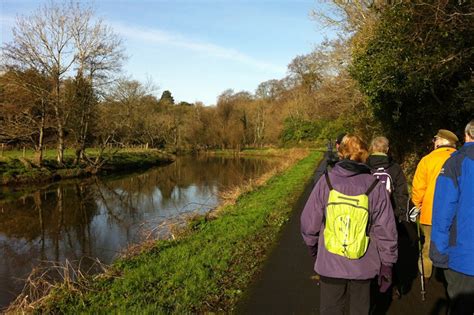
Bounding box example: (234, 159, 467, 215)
(0, 148, 152, 160)
(1, 148, 68, 159)
(36, 151, 321, 314)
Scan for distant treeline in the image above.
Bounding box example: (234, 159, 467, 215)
(1, 1, 473, 167)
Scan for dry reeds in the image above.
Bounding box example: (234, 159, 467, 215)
(5, 258, 109, 314)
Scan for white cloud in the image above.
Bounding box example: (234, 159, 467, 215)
(111, 22, 286, 74)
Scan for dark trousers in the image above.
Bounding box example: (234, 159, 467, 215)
(320, 276, 371, 315)
(444, 269, 474, 315)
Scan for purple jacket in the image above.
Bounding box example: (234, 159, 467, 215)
(301, 160, 398, 280)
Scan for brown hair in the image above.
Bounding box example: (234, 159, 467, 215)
(338, 134, 369, 163)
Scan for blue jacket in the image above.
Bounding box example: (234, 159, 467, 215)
(430, 142, 474, 275)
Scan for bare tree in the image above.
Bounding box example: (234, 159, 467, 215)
(3, 2, 78, 166)
(0, 69, 53, 165)
(2, 1, 125, 166)
(311, 0, 390, 33)
(69, 3, 125, 163)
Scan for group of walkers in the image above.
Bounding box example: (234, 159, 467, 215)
(300, 119, 474, 314)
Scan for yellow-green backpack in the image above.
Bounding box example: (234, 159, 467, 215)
(323, 172, 379, 259)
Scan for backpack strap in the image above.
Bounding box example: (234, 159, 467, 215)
(365, 178, 379, 195)
(323, 172, 333, 226)
(324, 172, 333, 190)
(364, 178, 379, 236)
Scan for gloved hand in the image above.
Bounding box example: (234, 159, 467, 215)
(408, 206, 420, 222)
(378, 265, 392, 293)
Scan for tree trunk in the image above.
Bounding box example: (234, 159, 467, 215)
(34, 100, 46, 166)
(54, 73, 65, 167)
(56, 112, 65, 167)
(74, 114, 89, 165)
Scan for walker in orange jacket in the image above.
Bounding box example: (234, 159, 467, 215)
(412, 145, 457, 225)
(411, 129, 458, 279)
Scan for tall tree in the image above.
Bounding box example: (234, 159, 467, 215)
(3, 2, 76, 165)
(69, 3, 125, 163)
(2, 1, 124, 165)
(0, 69, 53, 165)
(350, 1, 474, 158)
(159, 90, 175, 107)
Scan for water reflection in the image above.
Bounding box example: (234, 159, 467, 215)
(0, 155, 277, 308)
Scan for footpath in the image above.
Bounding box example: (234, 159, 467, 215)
(236, 178, 449, 315)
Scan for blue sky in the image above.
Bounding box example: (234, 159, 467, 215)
(1, 0, 334, 105)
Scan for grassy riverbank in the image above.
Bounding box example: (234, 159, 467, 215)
(208, 147, 322, 158)
(0, 149, 175, 185)
(9, 150, 320, 313)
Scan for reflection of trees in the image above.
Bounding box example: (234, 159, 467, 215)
(0, 182, 100, 307)
(93, 177, 140, 240)
(103, 156, 277, 199)
(0, 182, 99, 247)
(91, 156, 278, 221)
(0, 156, 276, 242)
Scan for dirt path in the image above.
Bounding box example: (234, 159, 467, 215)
(236, 179, 449, 315)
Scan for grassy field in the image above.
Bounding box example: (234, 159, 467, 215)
(1, 148, 71, 160)
(13, 150, 321, 314)
(0, 147, 159, 159)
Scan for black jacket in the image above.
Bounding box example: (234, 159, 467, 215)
(367, 154, 409, 221)
(313, 150, 339, 185)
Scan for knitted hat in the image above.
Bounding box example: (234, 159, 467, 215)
(435, 129, 458, 144)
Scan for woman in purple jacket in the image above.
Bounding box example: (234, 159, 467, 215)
(301, 134, 398, 315)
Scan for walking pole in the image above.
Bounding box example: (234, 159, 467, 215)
(416, 218, 426, 301)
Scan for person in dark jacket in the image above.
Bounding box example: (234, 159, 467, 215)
(430, 120, 474, 315)
(313, 133, 346, 185)
(301, 134, 398, 315)
(367, 136, 409, 221)
(367, 136, 417, 301)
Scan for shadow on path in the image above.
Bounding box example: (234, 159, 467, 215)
(236, 177, 449, 314)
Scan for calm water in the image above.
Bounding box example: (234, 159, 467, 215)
(0, 155, 278, 308)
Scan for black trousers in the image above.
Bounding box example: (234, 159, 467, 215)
(444, 269, 474, 315)
(320, 276, 371, 315)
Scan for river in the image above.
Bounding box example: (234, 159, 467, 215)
(0, 155, 278, 309)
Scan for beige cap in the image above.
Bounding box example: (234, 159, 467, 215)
(435, 129, 459, 144)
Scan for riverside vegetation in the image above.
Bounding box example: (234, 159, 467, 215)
(0, 148, 174, 185)
(6, 149, 320, 313)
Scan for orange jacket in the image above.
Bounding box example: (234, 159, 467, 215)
(412, 146, 456, 225)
